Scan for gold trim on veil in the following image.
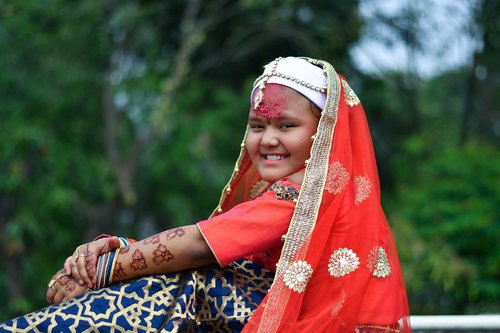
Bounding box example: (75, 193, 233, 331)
(256, 58, 341, 332)
(210, 58, 341, 332)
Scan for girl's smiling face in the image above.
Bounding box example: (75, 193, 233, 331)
(246, 84, 320, 183)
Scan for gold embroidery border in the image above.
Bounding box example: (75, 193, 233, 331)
(257, 58, 341, 332)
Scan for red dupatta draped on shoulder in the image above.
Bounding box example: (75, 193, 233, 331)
(211, 58, 411, 332)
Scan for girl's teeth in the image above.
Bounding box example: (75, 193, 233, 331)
(267, 155, 284, 160)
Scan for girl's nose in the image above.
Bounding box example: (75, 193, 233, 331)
(261, 128, 279, 147)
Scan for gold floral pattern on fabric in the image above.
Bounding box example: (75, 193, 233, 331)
(268, 181, 299, 201)
(328, 248, 360, 278)
(325, 161, 350, 194)
(250, 180, 270, 199)
(367, 246, 391, 278)
(342, 79, 360, 107)
(354, 175, 371, 205)
(283, 260, 313, 293)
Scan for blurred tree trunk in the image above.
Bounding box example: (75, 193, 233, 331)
(102, 0, 213, 206)
(460, 53, 478, 146)
(462, 0, 500, 145)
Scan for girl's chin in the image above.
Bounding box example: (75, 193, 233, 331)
(258, 173, 283, 183)
(258, 169, 298, 183)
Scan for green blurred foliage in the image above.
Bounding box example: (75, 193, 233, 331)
(390, 140, 500, 314)
(0, 0, 499, 321)
(0, 0, 359, 318)
(357, 1, 500, 314)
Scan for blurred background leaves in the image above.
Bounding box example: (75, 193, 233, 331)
(0, 0, 498, 319)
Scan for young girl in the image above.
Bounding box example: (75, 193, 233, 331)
(1, 57, 411, 332)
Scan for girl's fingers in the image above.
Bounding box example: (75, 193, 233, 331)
(46, 285, 56, 304)
(63, 257, 73, 277)
(77, 242, 98, 288)
(52, 290, 64, 304)
(47, 268, 67, 304)
(107, 236, 121, 250)
(69, 254, 83, 285)
(82, 238, 115, 287)
(70, 238, 115, 288)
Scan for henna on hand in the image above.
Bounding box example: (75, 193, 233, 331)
(84, 251, 96, 279)
(50, 269, 66, 280)
(48, 269, 67, 290)
(143, 234, 160, 245)
(113, 261, 127, 279)
(57, 274, 77, 292)
(152, 244, 174, 265)
(121, 246, 131, 254)
(164, 227, 185, 241)
(130, 249, 148, 271)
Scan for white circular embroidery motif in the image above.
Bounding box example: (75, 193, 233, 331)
(367, 246, 391, 278)
(328, 248, 360, 278)
(283, 260, 313, 293)
(354, 175, 371, 205)
(326, 161, 350, 195)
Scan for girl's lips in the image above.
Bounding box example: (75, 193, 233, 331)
(264, 154, 288, 161)
(260, 154, 290, 166)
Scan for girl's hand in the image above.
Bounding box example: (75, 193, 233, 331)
(63, 237, 121, 289)
(46, 269, 88, 304)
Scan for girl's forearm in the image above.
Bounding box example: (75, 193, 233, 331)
(111, 224, 215, 283)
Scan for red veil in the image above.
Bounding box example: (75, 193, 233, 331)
(211, 58, 411, 332)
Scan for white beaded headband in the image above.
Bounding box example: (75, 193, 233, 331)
(251, 57, 328, 110)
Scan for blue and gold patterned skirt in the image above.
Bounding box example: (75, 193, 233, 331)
(0, 259, 273, 333)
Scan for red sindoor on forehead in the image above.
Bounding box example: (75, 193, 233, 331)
(253, 84, 287, 119)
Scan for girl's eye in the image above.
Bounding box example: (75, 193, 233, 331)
(280, 124, 295, 129)
(249, 124, 264, 130)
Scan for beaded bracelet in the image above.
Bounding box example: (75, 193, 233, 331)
(94, 237, 131, 289)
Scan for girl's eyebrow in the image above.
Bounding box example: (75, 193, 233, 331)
(248, 116, 266, 122)
(248, 115, 295, 122)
